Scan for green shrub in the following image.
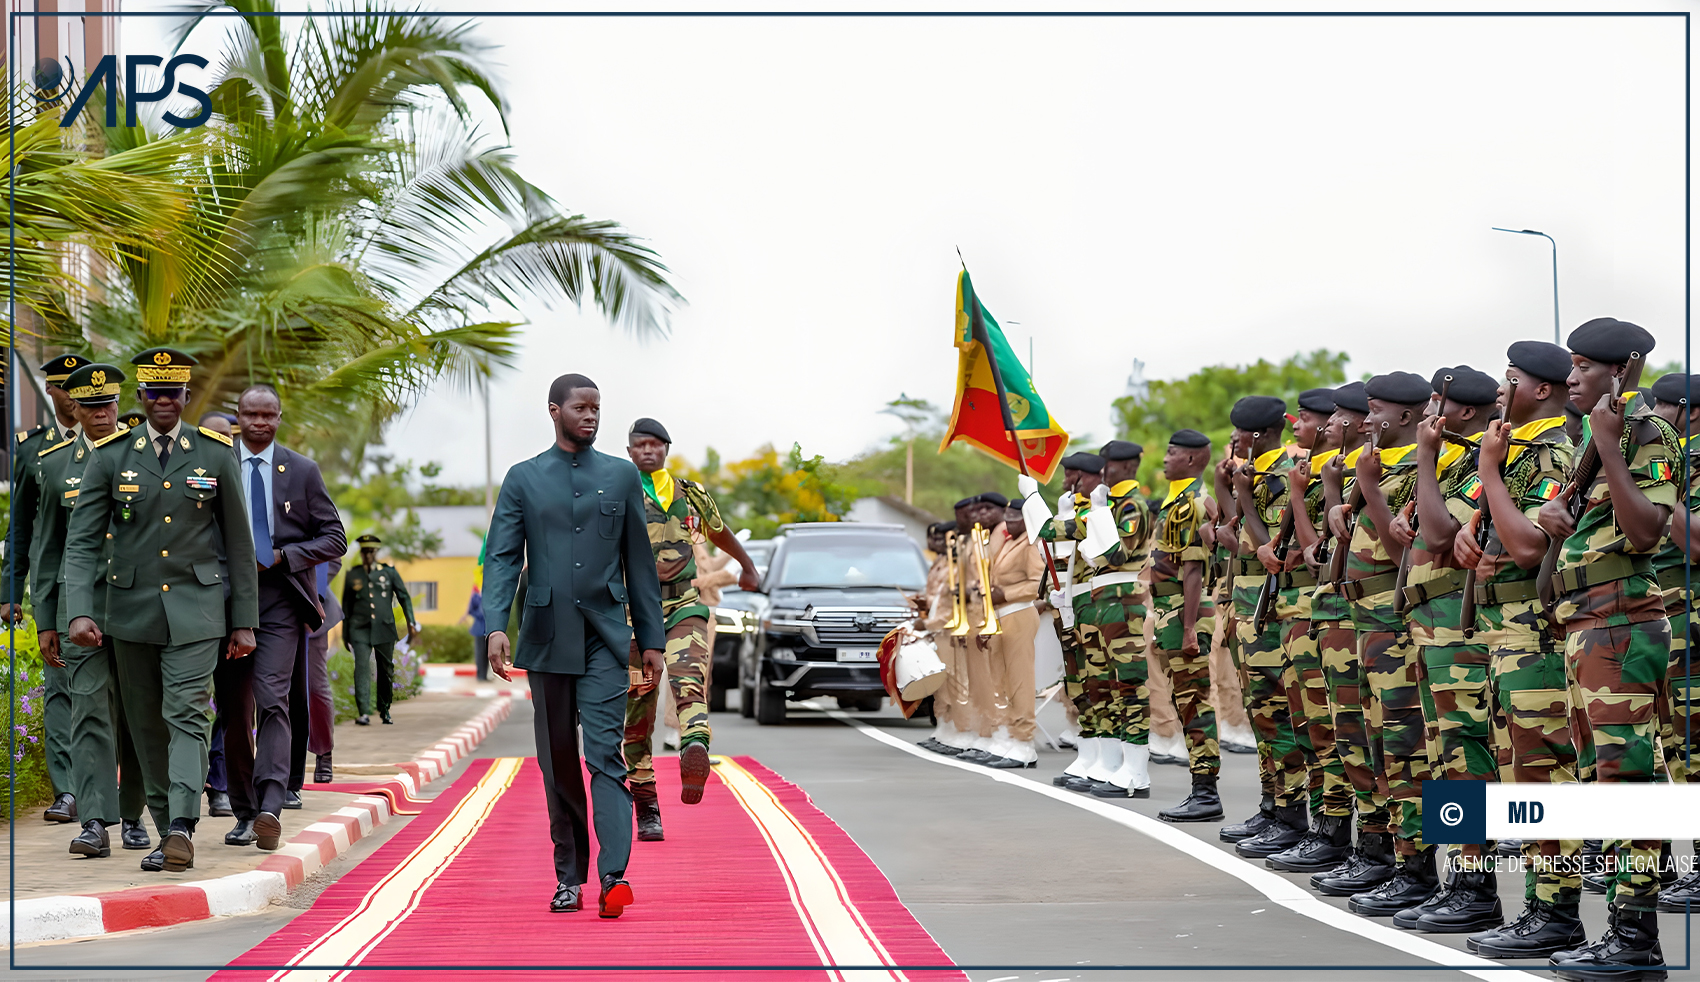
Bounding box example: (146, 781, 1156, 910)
(326, 642, 426, 725)
(2, 618, 53, 819)
(412, 624, 473, 664)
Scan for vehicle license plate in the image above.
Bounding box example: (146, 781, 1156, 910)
(836, 648, 879, 663)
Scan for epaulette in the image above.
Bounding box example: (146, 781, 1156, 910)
(91, 429, 127, 448)
(198, 425, 234, 446)
(15, 425, 43, 444)
(38, 437, 76, 458)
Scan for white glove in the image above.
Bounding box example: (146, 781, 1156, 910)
(1089, 483, 1109, 508)
(1022, 492, 1053, 543)
(1083, 495, 1119, 559)
(1057, 489, 1075, 517)
(1057, 596, 1076, 629)
(1048, 588, 1068, 611)
(1017, 474, 1040, 498)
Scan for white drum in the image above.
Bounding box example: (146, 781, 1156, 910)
(893, 635, 946, 701)
(1033, 610, 1065, 691)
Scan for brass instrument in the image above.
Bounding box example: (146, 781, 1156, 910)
(973, 524, 1002, 637)
(946, 531, 970, 635)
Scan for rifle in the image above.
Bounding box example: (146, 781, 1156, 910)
(1535, 352, 1647, 638)
(1328, 423, 1385, 584)
(1460, 377, 1518, 638)
(1393, 375, 1453, 617)
(1254, 430, 1326, 632)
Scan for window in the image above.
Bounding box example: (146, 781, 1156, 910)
(407, 582, 439, 612)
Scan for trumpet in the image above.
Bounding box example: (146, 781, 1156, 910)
(972, 524, 1002, 637)
(944, 533, 968, 634)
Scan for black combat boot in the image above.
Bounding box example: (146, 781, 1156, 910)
(1219, 794, 1277, 843)
(632, 782, 664, 842)
(1414, 869, 1504, 933)
(1392, 860, 1456, 930)
(1657, 841, 1675, 887)
(1348, 845, 1438, 916)
(1474, 899, 1587, 959)
(1267, 812, 1351, 872)
(1235, 802, 1309, 859)
(1581, 839, 1609, 894)
(1549, 906, 1667, 981)
(1315, 830, 1396, 897)
(1495, 838, 1523, 858)
(1656, 867, 1700, 912)
(1158, 773, 1223, 823)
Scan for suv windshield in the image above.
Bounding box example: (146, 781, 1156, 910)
(773, 535, 927, 590)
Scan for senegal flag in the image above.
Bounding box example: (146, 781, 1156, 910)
(939, 271, 1068, 481)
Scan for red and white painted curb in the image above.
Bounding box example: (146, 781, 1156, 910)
(4, 696, 514, 945)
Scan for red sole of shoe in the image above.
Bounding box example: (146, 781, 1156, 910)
(679, 745, 710, 805)
(599, 883, 633, 918)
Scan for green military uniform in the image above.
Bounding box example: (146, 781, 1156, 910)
(61, 349, 258, 870)
(341, 535, 417, 720)
(1038, 489, 1097, 736)
(1149, 474, 1219, 778)
(1086, 469, 1153, 753)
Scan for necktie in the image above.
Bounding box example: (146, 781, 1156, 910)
(251, 458, 273, 568)
(155, 434, 172, 469)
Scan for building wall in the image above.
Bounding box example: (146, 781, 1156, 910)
(391, 555, 481, 628)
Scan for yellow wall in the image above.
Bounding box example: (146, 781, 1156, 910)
(391, 555, 482, 627)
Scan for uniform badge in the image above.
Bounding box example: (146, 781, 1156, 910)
(180, 436, 191, 451)
(65, 477, 80, 486)
(118, 485, 140, 493)
(134, 436, 146, 450)
(1459, 475, 1483, 501)
(1650, 459, 1674, 483)
(185, 475, 217, 490)
(75, 447, 84, 461)
(277, 464, 285, 472)
(121, 470, 138, 480)
(194, 468, 206, 476)
(1535, 477, 1562, 501)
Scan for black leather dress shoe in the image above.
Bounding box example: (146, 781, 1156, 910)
(1150, 752, 1188, 766)
(121, 818, 151, 850)
(985, 756, 1036, 769)
(1051, 774, 1073, 787)
(355, 715, 371, 726)
(956, 750, 994, 764)
(70, 820, 111, 858)
(916, 738, 946, 753)
(550, 883, 582, 912)
(225, 818, 258, 846)
(314, 754, 334, 784)
(1062, 775, 1095, 792)
(139, 847, 166, 872)
(43, 792, 77, 823)
(283, 791, 303, 810)
(599, 875, 633, 918)
(161, 829, 194, 872)
(206, 789, 233, 817)
(254, 812, 283, 851)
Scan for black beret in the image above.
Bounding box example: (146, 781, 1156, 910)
(1650, 374, 1700, 408)
(1333, 381, 1369, 415)
(1060, 452, 1104, 474)
(1169, 428, 1211, 448)
(628, 417, 671, 444)
(953, 496, 979, 511)
(1007, 495, 1027, 508)
(928, 521, 957, 535)
(1431, 365, 1500, 407)
(977, 492, 1010, 508)
(1100, 439, 1143, 461)
(1297, 388, 1336, 414)
(1230, 395, 1286, 430)
(1364, 371, 1433, 406)
(1567, 317, 1656, 364)
(1505, 340, 1571, 385)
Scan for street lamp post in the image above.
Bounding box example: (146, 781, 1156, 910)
(1492, 227, 1560, 343)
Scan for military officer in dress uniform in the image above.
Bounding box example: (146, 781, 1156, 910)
(63, 347, 259, 873)
(340, 534, 418, 726)
(4, 353, 93, 824)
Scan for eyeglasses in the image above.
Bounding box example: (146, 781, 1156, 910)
(141, 387, 187, 401)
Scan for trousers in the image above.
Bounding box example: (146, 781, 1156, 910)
(528, 634, 632, 887)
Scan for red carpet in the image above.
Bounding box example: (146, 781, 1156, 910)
(215, 756, 963, 981)
(311, 780, 430, 815)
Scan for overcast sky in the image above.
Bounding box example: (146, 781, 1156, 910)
(124, 5, 1689, 489)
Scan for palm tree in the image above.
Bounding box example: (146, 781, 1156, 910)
(32, 1, 680, 473)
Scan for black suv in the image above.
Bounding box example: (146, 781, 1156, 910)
(739, 523, 927, 725)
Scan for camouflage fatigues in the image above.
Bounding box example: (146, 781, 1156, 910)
(1084, 481, 1152, 744)
(1284, 454, 1342, 816)
(1653, 437, 1700, 852)
(1040, 496, 1098, 729)
(1150, 477, 1219, 775)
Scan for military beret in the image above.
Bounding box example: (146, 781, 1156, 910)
(40, 353, 91, 385)
(928, 521, 957, 535)
(1567, 317, 1656, 364)
(1060, 452, 1104, 474)
(131, 347, 197, 387)
(1169, 428, 1211, 448)
(1007, 495, 1026, 508)
(628, 417, 671, 444)
(1333, 381, 1369, 415)
(1364, 371, 1433, 406)
(953, 496, 979, 511)
(356, 533, 382, 546)
(1100, 439, 1143, 461)
(1230, 395, 1287, 431)
(63, 363, 125, 405)
(1432, 366, 1500, 407)
(1297, 388, 1337, 414)
(978, 492, 1010, 508)
(1650, 374, 1700, 408)
(1506, 340, 1572, 385)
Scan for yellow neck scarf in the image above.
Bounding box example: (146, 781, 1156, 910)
(1253, 446, 1286, 473)
(1110, 479, 1139, 497)
(1506, 416, 1567, 466)
(1436, 431, 1481, 473)
(1163, 477, 1197, 508)
(642, 467, 675, 511)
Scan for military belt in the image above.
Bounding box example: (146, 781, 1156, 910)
(1231, 557, 1262, 578)
(660, 580, 695, 601)
(1338, 571, 1399, 603)
(1281, 569, 1317, 590)
(1401, 568, 1468, 607)
(1473, 577, 1541, 605)
(1150, 579, 1185, 598)
(1553, 554, 1654, 595)
(1090, 570, 1142, 590)
(1656, 566, 1694, 593)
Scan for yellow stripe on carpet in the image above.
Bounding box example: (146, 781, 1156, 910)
(715, 757, 906, 981)
(268, 756, 523, 982)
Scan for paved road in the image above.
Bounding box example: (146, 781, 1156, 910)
(9, 696, 1696, 980)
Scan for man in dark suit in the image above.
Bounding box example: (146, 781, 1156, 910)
(216, 384, 347, 851)
(485, 373, 666, 919)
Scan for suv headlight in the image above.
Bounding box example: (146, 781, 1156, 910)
(761, 609, 810, 634)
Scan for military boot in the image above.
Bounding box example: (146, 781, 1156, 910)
(1315, 830, 1396, 897)
(1656, 868, 1700, 912)
(1581, 839, 1609, 894)
(1348, 845, 1438, 916)
(1549, 906, 1667, 981)
(1235, 802, 1309, 859)
(1268, 812, 1352, 872)
(1159, 774, 1223, 823)
(1392, 858, 1456, 930)
(1657, 841, 1675, 887)
(632, 782, 664, 842)
(1474, 899, 1587, 959)
(1414, 869, 1504, 933)
(1220, 794, 1277, 843)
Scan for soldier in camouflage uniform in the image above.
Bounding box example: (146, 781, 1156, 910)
(1453, 341, 1584, 957)
(1647, 372, 1700, 913)
(1220, 396, 1311, 859)
(1040, 453, 1106, 791)
(622, 419, 760, 839)
(1266, 388, 1354, 872)
(1079, 441, 1153, 797)
(1538, 319, 1675, 980)
(1338, 372, 1438, 918)
(1388, 365, 1504, 933)
(1152, 429, 1225, 821)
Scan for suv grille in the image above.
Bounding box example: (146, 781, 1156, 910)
(809, 607, 912, 646)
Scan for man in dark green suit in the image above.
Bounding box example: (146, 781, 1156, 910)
(64, 347, 259, 873)
(485, 373, 665, 919)
(340, 534, 418, 725)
